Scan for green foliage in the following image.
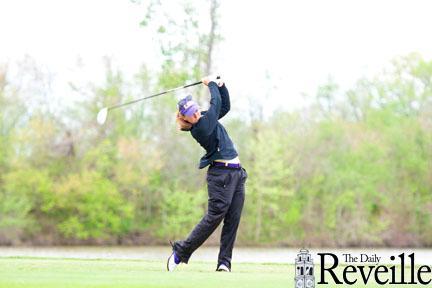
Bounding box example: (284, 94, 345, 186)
(156, 185, 206, 239)
(53, 172, 133, 240)
(0, 168, 53, 241)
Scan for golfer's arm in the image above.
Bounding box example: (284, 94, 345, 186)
(200, 82, 221, 134)
(218, 84, 230, 119)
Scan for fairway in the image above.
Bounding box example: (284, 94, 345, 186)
(0, 257, 292, 288)
(0, 257, 422, 288)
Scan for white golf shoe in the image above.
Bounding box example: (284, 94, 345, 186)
(216, 264, 230, 272)
(167, 251, 180, 272)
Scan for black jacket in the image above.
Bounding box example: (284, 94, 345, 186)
(190, 82, 238, 169)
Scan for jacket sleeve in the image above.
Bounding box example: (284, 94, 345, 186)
(218, 84, 230, 119)
(197, 82, 221, 135)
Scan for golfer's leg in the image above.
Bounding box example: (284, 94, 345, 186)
(218, 169, 247, 268)
(174, 170, 234, 263)
(174, 210, 225, 263)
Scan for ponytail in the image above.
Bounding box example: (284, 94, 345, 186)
(176, 112, 192, 131)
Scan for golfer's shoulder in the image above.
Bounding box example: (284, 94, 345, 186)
(194, 111, 215, 131)
(194, 112, 207, 129)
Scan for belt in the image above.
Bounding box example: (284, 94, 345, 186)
(211, 161, 242, 169)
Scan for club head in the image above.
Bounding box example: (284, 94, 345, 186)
(97, 107, 108, 125)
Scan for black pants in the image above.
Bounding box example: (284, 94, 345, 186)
(173, 166, 247, 269)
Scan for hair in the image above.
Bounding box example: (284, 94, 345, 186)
(176, 111, 192, 131)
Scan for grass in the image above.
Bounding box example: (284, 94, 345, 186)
(0, 257, 421, 288)
(0, 257, 290, 288)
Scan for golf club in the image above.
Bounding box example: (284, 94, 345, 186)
(96, 78, 218, 125)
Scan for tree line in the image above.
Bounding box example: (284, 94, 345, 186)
(0, 0, 431, 246)
(1, 53, 431, 247)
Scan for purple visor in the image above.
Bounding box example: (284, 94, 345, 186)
(178, 95, 199, 116)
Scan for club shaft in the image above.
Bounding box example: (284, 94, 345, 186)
(108, 81, 202, 111)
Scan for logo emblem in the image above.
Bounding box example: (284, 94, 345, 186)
(295, 249, 315, 288)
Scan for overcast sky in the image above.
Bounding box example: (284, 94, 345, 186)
(1, 0, 432, 116)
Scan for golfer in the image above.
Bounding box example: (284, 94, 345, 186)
(167, 76, 247, 272)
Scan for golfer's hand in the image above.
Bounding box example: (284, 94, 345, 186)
(202, 75, 223, 87)
(201, 76, 211, 86)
